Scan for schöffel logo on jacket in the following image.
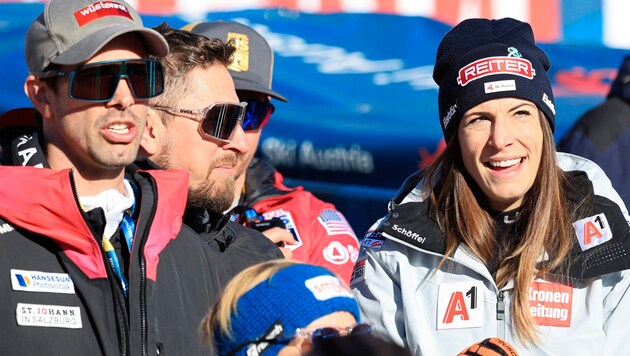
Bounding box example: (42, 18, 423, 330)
(391, 224, 426, 244)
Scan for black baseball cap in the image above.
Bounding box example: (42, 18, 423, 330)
(183, 20, 288, 102)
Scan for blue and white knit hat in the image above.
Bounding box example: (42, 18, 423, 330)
(215, 263, 360, 356)
(433, 17, 556, 142)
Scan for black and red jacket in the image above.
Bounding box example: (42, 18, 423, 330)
(0, 110, 222, 355)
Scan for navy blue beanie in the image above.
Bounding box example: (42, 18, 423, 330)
(214, 264, 360, 356)
(433, 18, 556, 142)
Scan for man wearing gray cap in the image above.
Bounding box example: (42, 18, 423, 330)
(184, 21, 360, 283)
(0, 0, 221, 354)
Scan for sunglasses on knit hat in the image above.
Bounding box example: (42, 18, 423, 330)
(226, 323, 373, 356)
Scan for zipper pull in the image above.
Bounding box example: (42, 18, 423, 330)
(497, 291, 505, 321)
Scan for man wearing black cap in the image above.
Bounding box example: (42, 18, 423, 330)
(0, 0, 221, 354)
(185, 20, 360, 283)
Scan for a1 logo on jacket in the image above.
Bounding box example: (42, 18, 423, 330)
(437, 281, 484, 329)
(573, 213, 612, 251)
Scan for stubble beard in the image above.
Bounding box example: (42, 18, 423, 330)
(153, 141, 236, 213)
(187, 175, 235, 213)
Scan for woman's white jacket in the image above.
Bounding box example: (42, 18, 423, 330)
(350, 153, 630, 355)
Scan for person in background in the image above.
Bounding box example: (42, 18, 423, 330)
(140, 23, 284, 287)
(201, 260, 372, 356)
(351, 17, 630, 355)
(558, 54, 630, 208)
(183, 21, 360, 282)
(0, 0, 221, 354)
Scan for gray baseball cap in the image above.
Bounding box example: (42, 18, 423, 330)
(183, 21, 288, 102)
(26, 0, 168, 77)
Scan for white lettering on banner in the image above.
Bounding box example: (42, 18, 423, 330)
(260, 138, 375, 175)
(299, 141, 374, 173)
(16, 303, 82, 329)
(260, 137, 298, 167)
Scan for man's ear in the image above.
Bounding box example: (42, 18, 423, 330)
(140, 108, 162, 157)
(24, 75, 54, 121)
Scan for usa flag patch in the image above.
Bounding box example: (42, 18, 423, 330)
(361, 231, 385, 250)
(318, 210, 356, 238)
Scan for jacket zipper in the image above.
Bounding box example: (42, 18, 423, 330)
(135, 172, 157, 356)
(70, 171, 129, 355)
(496, 290, 505, 339)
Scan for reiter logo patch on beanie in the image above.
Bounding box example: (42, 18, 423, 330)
(457, 47, 536, 87)
(433, 18, 556, 142)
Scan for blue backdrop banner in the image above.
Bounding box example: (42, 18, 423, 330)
(0, 5, 625, 232)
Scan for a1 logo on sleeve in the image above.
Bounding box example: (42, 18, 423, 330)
(437, 281, 484, 329)
(573, 213, 612, 251)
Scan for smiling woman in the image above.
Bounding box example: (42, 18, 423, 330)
(458, 98, 544, 212)
(351, 17, 630, 355)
